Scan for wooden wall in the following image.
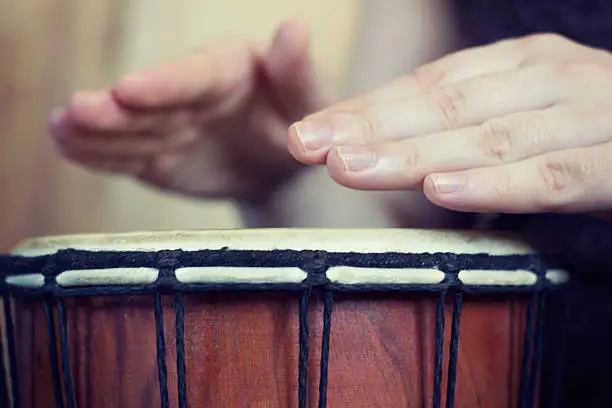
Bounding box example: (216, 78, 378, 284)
(0, 0, 360, 250)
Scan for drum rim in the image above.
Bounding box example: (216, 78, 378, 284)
(10, 228, 536, 257)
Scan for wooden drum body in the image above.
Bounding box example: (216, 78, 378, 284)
(0, 229, 569, 408)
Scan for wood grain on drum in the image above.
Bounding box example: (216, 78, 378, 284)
(10, 291, 532, 408)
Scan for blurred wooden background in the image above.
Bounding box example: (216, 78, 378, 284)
(0, 0, 360, 250)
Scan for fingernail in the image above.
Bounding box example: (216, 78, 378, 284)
(292, 120, 334, 151)
(336, 146, 377, 172)
(430, 174, 466, 194)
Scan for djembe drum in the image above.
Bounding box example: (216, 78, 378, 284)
(0, 228, 569, 408)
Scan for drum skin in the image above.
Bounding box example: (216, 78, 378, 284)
(2, 229, 559, 408)
(12, 292, 527, 407)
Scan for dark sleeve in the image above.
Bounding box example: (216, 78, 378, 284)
(490, 213, 612, 407)
(449, 0, 612, 51)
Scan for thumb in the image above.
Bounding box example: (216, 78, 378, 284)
(263, 20, 327, 122)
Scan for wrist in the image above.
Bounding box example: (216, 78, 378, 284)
(234, 163, 306, 227)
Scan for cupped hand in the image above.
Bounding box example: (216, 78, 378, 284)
(49, 20, 326, 203)
(288, 34, 612, 215)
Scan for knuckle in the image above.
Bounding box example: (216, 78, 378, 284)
(358, 113, 377, 142)
(397, 143, 425, 186)
(478, 119, 514, 162)
(479, 112, 548, 162)
(426, 87, 466, 130)
(400, 143, 422, 172)
(413, 63, 447, 91)
(492, 177, 514, 199)
(539, 160, 581, 194)
(537, 159, 576, 193)
(535, 154, 607, 210)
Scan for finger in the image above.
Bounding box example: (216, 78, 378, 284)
(287, 40, 521, 164)
(327, 36, 528, 110)
(290, 64, 563, 165)
(55, 90, 165, 132)
(324, 104, 612, 191)
(293, 60, 612, 166)
(55, 132, 159, 159)
(51, 115, 197, 159)
(264, 19, 325, 121)
(316, 34, 595, 113)
(66, 155, 146, 176)
(286, 38, 527, 162)
(112, 38, 257, 109)
(423, 143, 612, 214)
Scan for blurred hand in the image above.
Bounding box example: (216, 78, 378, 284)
(288, 34, 612, 215)
(49, 20, 326, 203)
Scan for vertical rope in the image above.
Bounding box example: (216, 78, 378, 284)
(298, 290, 309, 408)
(0, 298, 10, 408)
(2, 298, 18, 408)
(432, 291, 446, 408)
(154, 293, 169, 408)
(2, 297, 19, 408)
(174, 293, 187, 408)
(57, 299, 76, 408)
(445, 291, 463, 408)
(549, 293, 570, 408)
(0, 330, 8, 408)
(317, 290, 333, 408)
(43, 299, 64, 408)
(519, 292, 537, 408)
(527, 290, 547, 407)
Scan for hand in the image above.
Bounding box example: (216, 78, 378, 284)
(287, 34, 612, 215)
(49, 20, 326, 203)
